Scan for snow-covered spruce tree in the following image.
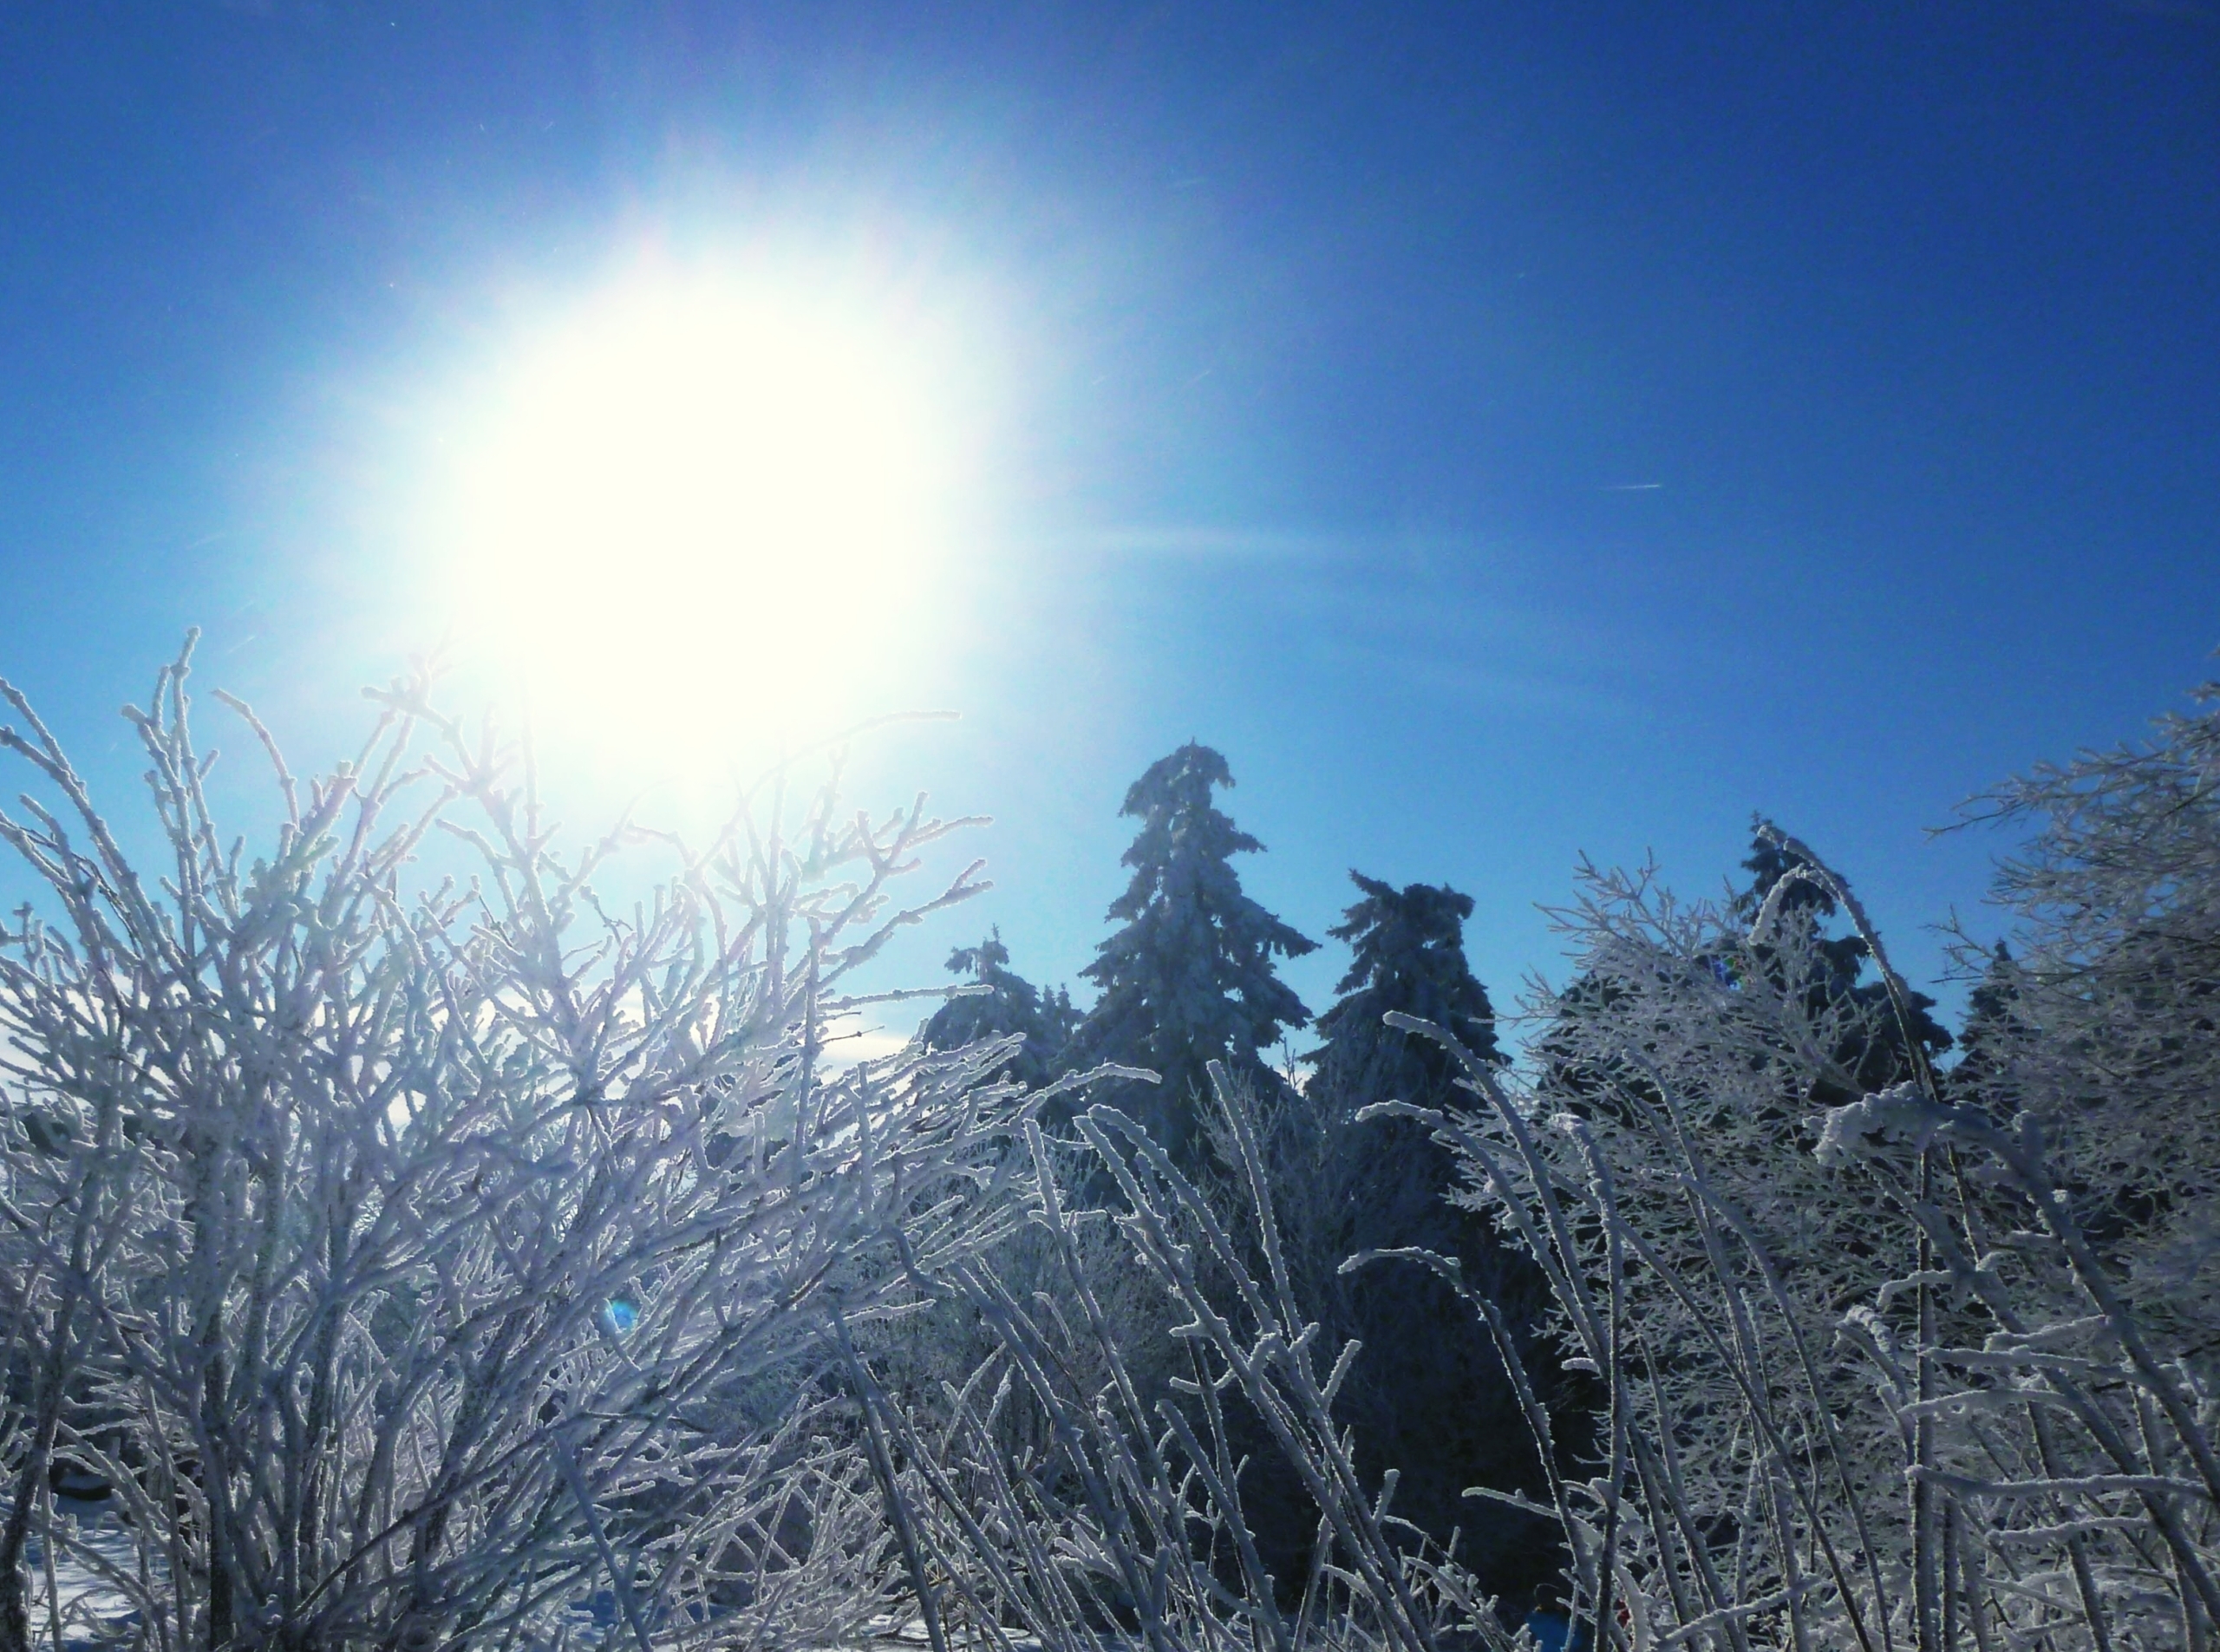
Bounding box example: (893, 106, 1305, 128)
(1312, 873, 1504, 1090)
(1941, 942, 2020, 1103)
(920, 929, 1080, 1091)
(1067, 743, 1315, 1166)
(1295, 875, 1570, 1611)
(0, 643, 1038, 1652)
(1733, 832, 1952, 1102)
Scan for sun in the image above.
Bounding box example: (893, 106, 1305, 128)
(441, 266, 963, 767)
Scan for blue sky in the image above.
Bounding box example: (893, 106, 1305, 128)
(3, 3, 2217, 1042)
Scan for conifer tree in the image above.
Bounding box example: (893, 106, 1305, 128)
(1311, 872, 1504, 1104)
(1734, 828, 1952, 1099)
(1945, 940, 2021, 1104)
(1536, 827, 1954, 1114)
(1303, 875, 1568, 1608)
(1069, 742, 1315, 1163)
(920, 928, 1080, 1089)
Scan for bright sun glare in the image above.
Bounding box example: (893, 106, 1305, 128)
(445, 268, 962, 766)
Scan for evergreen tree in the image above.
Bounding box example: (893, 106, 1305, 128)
(1300, 875, 1570, 1610)
(1946, 941, 2022, 1105)
(1070, 743, 1315, 1164)
(1310, 872, 1504, 1104)
(920, 928, 1080, 1090)
(1537, 827, 1955, 1115)
(1734, 827, 1952, 1100)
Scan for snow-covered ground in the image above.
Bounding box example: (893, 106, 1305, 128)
(20, 1505, 942, 1652)
(23, 1503, 145, 1651)
(23, 1504, 630, 1651)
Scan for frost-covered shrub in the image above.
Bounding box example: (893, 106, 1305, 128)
(1382, 777, 2219, 1650)
(839, 1081, 1527, 1652)
(1181, 1055, 1570, 1616)
(0, 642, 1034, 1652)
(1951, 683, 2220, 1361)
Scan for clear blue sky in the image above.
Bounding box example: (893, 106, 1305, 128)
(3, 3, 2217, 1041)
